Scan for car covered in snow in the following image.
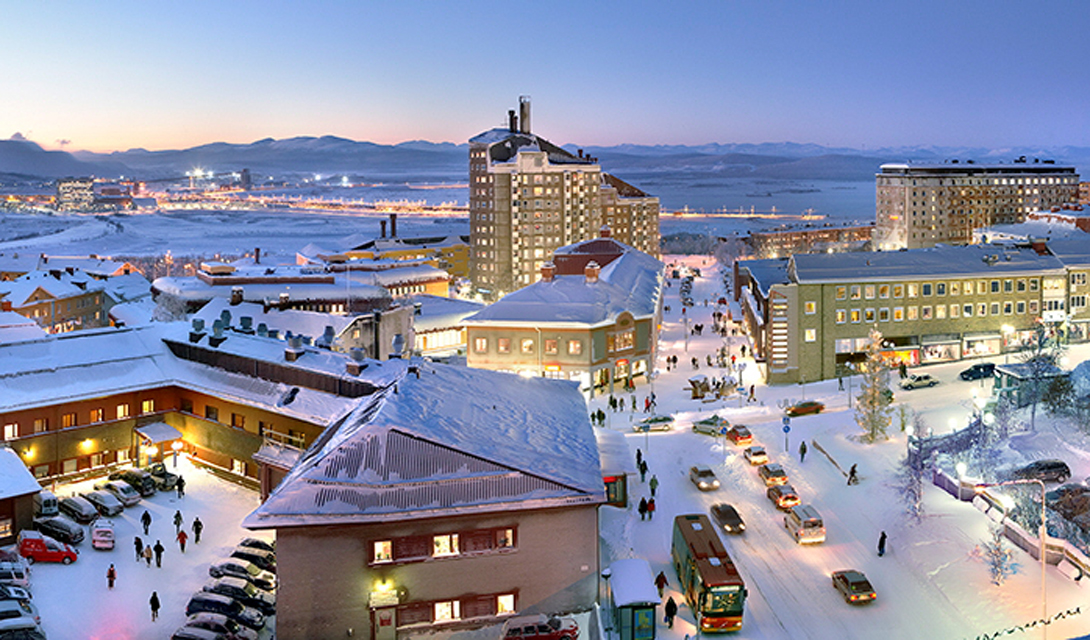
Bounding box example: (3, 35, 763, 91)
(91, 519, 115, 551)
(1012, 459, 1071, 483)
(766, 484, 801, 510)
(82, 489, 124, 516)
(900, 373, 939, 390)
(185, 592, 265, 631)
(202, 576, 275, 616)
(831, 569, 876, 604)
(237, 537, 275, 554)
(503, 614, 580, 640)
(743, 446, 769, 466)
(58, 495, 98, 524)
(710, 503, 745, 534)
(177, 612, 259, 640)
(94, 480, 141, 507)
(230, 547, 275, 574)
(689, 465, 721, 491)
(208, 558, 276, 592)
(143, 462, 180, 491)
(692, 415, 729, 436)
(758, 462, 789, 486)
(32, 515, 84, 545)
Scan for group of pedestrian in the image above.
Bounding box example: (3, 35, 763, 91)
(654, 565, 679, 628)
(642, 393, 657, 413)
(635, 449, 657, 521)
(129, 505, 206, 621)
(664, 354, 679, 371)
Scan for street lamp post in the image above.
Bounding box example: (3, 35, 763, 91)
(974, 478, 1049, 639)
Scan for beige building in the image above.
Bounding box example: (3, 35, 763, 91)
(468, 98, 659, 298)
(55, 177, 95, 211)
(874, 163, 1079, 250)
(0, 269, 111, 333)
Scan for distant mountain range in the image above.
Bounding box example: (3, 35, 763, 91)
(2, 135, 1089, 183)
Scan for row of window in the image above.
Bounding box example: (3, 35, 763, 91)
(371, 527, 516, 565)
(832, 278, 1044, 302)
(473, 337, 583, 356)
(397, 592, 517, 627)
(832, 299, 1046, 327)
(2, 400, 156, 440)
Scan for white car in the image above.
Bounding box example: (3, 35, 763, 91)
(689, 465, 721, 491)
(901, 373, 938, 390)
(94, 480, 140, 507)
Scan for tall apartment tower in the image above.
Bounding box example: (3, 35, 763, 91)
(874, 162, 1079, 251)
(468, 98, 660, 297)
(55, 177, 95, 211)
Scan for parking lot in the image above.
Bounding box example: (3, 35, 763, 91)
(4, 456, 274, 639)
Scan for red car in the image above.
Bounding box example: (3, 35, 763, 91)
(726, 425, 753, 446)
(505, 614, 579, 640)
(18, 530, 77, 565)
(786, 401, 825, 417)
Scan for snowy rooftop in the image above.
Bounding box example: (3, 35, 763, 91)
(0, 447, 42, 500)
(880, 162, 1076, 173)
(0, 310, 47, 343)
(152, 274, 387, 303)
(0, 270, 105, 307)
(737, 258, 790, 295)
(1045, 238, 1090, 268)
(244, 360, 605, 529)
(193, 299, 354, 339)
(791, 244, 1065, 283)
(102, 272, 152, 303)
(608, 558, 660, 607)
(405, 293, 485, 333)
(464, 251, 664, 327)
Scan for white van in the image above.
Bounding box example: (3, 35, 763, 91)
(33, 491, 58, 518)
(784, 504, 825, 544)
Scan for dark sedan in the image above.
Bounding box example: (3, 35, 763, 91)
(710, 503, 745, 534)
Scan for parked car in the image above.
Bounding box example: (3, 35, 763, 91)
(503, 614, 579, 640)
(18, 530, 77, 565)
(185, 592, 265, 631)
(0, 600, 38, 628)
(202, 576, 275, 615)
(230, 547, 276, 574)
(831, 569, 877, 604)
(959, 362, 996, 381)
(83, 489, 125, 516)
(170, 625, 232, 640)
(0, 585, 32, 604)
(1012, 459, 1072, 483)
(32, 492, 57, 519)
(725, 425, 753, 446)
(692, 415, 729, 436)
(689, 465, 721, 491)
(743, 446, 769, 466)
(632, 415, 674, 432)
(33, 515, 84, 545)
(767, 484, 801, 510)
(208, 559, 276, 592)
(91, 519, 115, 551)
(710, 503, 745, 534)
(108, 468, 157, 497)
(785, 400, 824, 417)
(94, 480, 140, 507)
(144, 461, 180, 491)
(0, 614, 43, 640)
(758, 463, 789, 487)
(236, 538, 275, 554)
(0, 563, 29, 589)
(58, 495, 98, 524)
(179, 611, 259, 640)
(901, 373, 939, 390)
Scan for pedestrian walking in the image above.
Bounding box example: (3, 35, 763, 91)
(149, 591, 160, 622)
(177, 529, 188, 553)
(639, 460, 648, 482)
(192, 517, 203, 544)
(638, 497, 648, 521)
(636, 448, 643, 468)
(631, 396, 637, 412)
(142, 545, 152, 567)
(664, 597, 678, 628)
(173, 510, 183, 535)
(799, 441, 808, 463)
(134, 536, 143, 562)
(899, 361, 908, 379)
(848, 464, 858, 486)
(106, 564, 116, 589)
(741, 345, 746, 358)
(654, 571, 668, 597)
(838, 375, 844, 391)
(153, 540, 164, 568)
(140, 510, 152, 535)
(748, 384, 756, 403)
(649, 474, 659, 497)
(176, 475, 186, 498)
(647, 497, 656, 520)
(878, 531, 887, 557)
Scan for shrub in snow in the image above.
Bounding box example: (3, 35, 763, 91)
(980, 526, 1017, 586)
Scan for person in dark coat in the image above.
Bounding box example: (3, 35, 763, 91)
(192, 517, 203, 544)
(639, 460, 648, 482)
(664, 596, 678, 628)
(173, 510, 183, 534)
(654, 571, 668, 597)
(152, 540, 165, 568)
(638, 497, 648, 521)
(878, 531, 887, 557)
(848, 464, 858, 486)
(140, 510, 152, 535)
(649, 474, 659, 497)
(175, 475, 186, 498)
(134, 536, 143, 562)
(799, 441, 808, 463)
(149, 591, 160, 621)
(106, 564, 116, 589)
(636, 448, 643, 468)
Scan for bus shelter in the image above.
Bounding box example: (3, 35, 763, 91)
(607, 558, 658, 640)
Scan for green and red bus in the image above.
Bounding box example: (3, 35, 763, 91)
(671, 514, 747, 632)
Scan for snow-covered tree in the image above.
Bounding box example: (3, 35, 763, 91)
(987, 394, 1018, 442)
(151, 292, 188, 322)
(1019, 322, 1066, 431)
(981, 526, 1016, 585)
(855, 327, 893, 443)
(1042, 376, 1075, 417)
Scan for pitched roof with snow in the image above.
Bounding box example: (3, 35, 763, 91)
(244, 360, 605, 529)
(0, 311, 47, 343)
(463, 250, 663, 327)
(0, 271, 104, 307)
(405, 294, 485, 333)
(0, 448, 42, 501)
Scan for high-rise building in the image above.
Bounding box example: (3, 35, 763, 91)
(468, 97, 659, 297)
(55, 177, 95, 211)
(874, 162, 1079, 250)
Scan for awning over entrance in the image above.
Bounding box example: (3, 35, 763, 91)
(135, 422, 182, 444)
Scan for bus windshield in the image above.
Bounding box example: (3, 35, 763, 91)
(703, 586, 744, 615)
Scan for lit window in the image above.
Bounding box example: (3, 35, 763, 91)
(907, 306, 918, 321)
(497, 338, 510, 354)
(2, 423, 16, 440)
(497, 594, 516, 615)
(116, 404, 130, 419)
(567, 340, 582, 355)
(434, 601, 461, 622)
(61, 413, 76, 428)
(864, 308, 875, 322)
(850, 286, 861, 300)
(893, 307, 904, 321)
(850, 309, 861, 323)
(804, 301, 816, 315)
(90, 408, 104, 422)
(879, 308, 890, 322)
(496, 528, 515, 548)
(864, 285, 875, 300)
(835, 310, 846, 324)
(33, 418, 48, 433)
(474, 338, 488, 353)
(878, 285, 890, 299)
(893, 285, 904, 298)
(373, 540, 392, 563)
(433, 534, 460, 557)
(544, 339, 558, 355)
(907, 284, 918, 298)
(520, 338, 535, 354)
(835, 286, 847, 300)
(804, 329, 816, 342)
(141, 399, 155, 415)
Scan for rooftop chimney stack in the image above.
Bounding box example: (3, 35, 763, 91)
(519, 95, 531, 134)
(254, 247, 261, 265)
(390, 213, 397, 238)
(508, 109, 518, 133)
(541, 261, 556, 282)
(380, 219, 387, 239)
(600, 225, 611, 238)
(230, 287, 243, 306)
(584, 261, 600, 284)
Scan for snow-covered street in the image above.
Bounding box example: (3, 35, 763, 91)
(593, 256, 1090, 640)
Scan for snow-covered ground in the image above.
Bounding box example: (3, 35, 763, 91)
(593, 256, 1090, 640)
(7, 457, 273, 639)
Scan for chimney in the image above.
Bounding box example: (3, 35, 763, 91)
(1, 300, 11, 312)
(279, 292, 290, 308)
(389, 213, 397, 238)
(188, 318, 206, 343)
(380, 219, 387, 239)
(238, 316, 254, 334)
(285, 336, 304, 362)
(230, 287, 243, 306)
(578, 149, 583, 158)
(519, 95, 531, 134)
(600, 225, 611, 238)
(1031, 238, 1049, 255)
(346, 348, 366, 375)
(541, 261, 556, 282)
(508, 109, 518, 133)
(209, 319, 227, 348)
(585, 261, 600, 284)
(254, 247, 261, 265)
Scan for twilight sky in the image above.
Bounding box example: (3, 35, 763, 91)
(3, 1, 1087, 153)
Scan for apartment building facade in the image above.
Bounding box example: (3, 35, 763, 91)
(468, 98, 659, 298)
(874, 163, 1079, 250)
